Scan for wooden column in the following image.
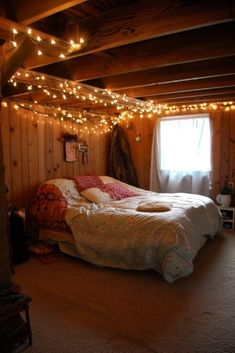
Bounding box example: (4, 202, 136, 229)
(0, 105, 12, 291)
(0, 36, 34, 293)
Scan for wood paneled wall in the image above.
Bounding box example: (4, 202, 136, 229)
(1, 102, 235, 210)
(121, 109, 235, 202)
(120, 116, 155, 191)
(1, 102, 109, 210)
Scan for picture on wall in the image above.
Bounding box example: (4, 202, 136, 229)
(64, 133, 78, 162)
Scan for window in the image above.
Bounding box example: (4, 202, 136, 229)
(150, 114, 211, 196)
(159, 115, 211, 172)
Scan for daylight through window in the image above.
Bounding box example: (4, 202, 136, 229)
(159, 114, 211, 172)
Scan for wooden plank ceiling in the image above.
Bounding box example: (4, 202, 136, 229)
(1, 0, 235, 116)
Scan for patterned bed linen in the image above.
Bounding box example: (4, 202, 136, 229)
(65, 189, 222, 283)
(30, 178, 90, 232)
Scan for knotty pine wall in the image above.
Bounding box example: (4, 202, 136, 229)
(1, 102, 109, 210)
(1, 102, 235, 211)
(120, 109, 235, 203)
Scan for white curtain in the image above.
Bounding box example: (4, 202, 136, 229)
(150, 114, 211, 196)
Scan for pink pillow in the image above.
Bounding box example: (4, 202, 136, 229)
(74, 175, 103, 192)
(100, 183, 139, 200)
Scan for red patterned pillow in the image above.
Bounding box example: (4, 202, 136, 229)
(30, 183, 69, 231)
(100, 183, 139, 200)
(74, 175, 103, 192)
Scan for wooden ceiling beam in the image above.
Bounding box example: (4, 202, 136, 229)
(7, 81, 235, 111)
(0, 16, 86, 69)
(86, 57, 235, 91)
(147, 88, 235, 102)
(149, 87, 235, 103)
(17, 0, 235, 70)
(0, 16, 72, 52)
(31, 96, 107, 109)
(5, 91, 122, 115)
(4, 68, 157, 113)
(155, 95, 235, 105)
(2, 1, 234, 111)
(7, 85, 235, 107)
(117, 75, 235, 98)
(1, 36, 35, 88)
(15, 0, 87, 25)
(64, 0, 235, 55)
(64, 22, 235, 81)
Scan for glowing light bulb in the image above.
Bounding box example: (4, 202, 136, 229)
(75, 43, 81, 49)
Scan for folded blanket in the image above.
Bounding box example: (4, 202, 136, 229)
(137, 201, 172, 212)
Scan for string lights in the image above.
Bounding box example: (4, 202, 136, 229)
(8, 69, 235, 121)
(9, 69, 154, 115)
(5, 21, 235, 134)
(10, 25, 85, 60)
(2, 97, 235, 136)
(4, 67, 235, 137)
(1, 100, 112, 137)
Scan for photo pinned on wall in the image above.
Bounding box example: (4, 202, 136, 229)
(78, 140, 88, 164)
(64, 133, 78, 162)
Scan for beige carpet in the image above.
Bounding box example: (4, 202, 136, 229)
(13, 232, 235, 353)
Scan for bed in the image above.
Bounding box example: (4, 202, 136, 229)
(30, 176, 222, 283)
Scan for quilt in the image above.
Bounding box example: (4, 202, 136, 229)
(65, 181, 222, 283)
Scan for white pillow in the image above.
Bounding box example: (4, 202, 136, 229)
(45, 178, 87, 207)
(81, 187, 112, 203)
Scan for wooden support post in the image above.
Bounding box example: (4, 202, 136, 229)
(0, 35, 35, 293)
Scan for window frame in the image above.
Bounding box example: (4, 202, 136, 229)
(157, 113, 211, 173)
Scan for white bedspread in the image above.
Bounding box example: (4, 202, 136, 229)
(65, 189, 221, 283)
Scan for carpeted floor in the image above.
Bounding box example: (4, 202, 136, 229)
(13, 232, 235, 353)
